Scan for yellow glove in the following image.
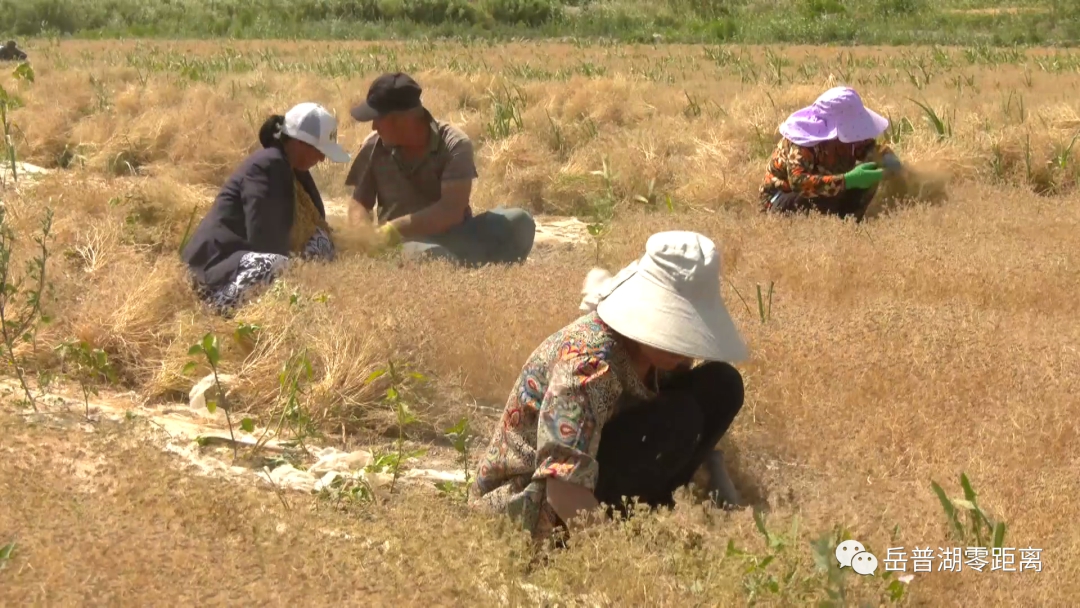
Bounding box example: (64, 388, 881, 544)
(377, 222, 402, 248)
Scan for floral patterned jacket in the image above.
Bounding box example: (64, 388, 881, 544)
(469, 311, 654, 540)
(759, 137, 895, 206)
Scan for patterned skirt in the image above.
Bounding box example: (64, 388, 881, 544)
(197, 227, 335, 315)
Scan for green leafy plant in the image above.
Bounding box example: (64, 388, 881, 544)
(726, 280, 775, 324)
(435, 416, 476, 502)
(177, 205, 199, 258)
(726, 512, 907, 606)
(908, 97, 953, 140)
(545, 109, 566, 157)
(807, 523, 908, 607)
(585, 155, 619, 264)
(756, 282, 774, 324)
(54, 339, 116, 420)
(0, 538, 15, 572)
(12, 62, 34, 84)
(365, 360, 427, 494)
(0, 83, 25, 184)
(683, 90, 703, 118)
(1050, 130, 1080, 171)
(485, 82, 525, 140)
(883, 113, 915, 145)
(0, 204, 54, 410)
(184, 332, 240, 460)
(258, 347, 319, 458)
(318, 473, 377, 507)
(931, 472, 1007, 549)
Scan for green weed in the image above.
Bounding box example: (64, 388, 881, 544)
(930, 472, 1007, 550)
(908, 98, 953, 140)
(725, 512, 906, 606)
(485, 82, 526, 141)
(177, 206, 199, 259)
(54, 339, 116, 421)
(365, 359, 428, 494)
(184, 332, 241, 460)
(0, 538, 15, 572)
(0, 204, 54, 410)
(435, 416, 477, 502)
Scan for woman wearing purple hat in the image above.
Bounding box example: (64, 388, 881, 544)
(759, 86, 903, 222)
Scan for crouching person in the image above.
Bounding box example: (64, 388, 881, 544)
(182, 102, 351, 316)
(760, 86, 904, 222)
(469, 231, 749, 544)
(0, 40, 27, 62)
(344, 72, 536, 266)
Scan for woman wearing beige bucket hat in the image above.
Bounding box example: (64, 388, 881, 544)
(470, 231, 749, 542)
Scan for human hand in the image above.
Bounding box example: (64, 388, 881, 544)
(705, 450, 746, 511)
(376, 222, 403, 248)
(843, 162, 885, 190)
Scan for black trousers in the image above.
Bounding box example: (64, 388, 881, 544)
(592, 361, 745, 517)
(767, 185, 877, 222)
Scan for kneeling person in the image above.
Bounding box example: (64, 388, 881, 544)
(182, 102, 350, 315)
(345, 72, 535, 266)
(470, 231, 749, 543)
(760, 86, 903, 222)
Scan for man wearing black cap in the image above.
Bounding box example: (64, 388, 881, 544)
(344, 72, 535, 266)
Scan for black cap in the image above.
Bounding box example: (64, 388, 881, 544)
(350, 72, 423, 122)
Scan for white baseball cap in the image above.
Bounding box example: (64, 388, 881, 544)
(280, 102, 351, 163)
(580, 231, 748, 363)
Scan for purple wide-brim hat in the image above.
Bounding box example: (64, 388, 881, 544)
(778, 86, 889, 146)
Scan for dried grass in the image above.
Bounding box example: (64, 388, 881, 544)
(0, 40, 1077, 605)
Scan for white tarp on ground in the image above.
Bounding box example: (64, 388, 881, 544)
(2, 377, 466, 499)
(0, 161, 49, 185)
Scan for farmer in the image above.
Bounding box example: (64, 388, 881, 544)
(182, 102, 351, 315)
(344, 72, 536, 266)
(471, 231, 749, 543)
(0, 40, 27, 61)
(759, 86, 903, 222)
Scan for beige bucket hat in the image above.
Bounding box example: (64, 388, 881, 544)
(580, 231, 748, 362)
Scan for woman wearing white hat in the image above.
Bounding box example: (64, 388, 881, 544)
(471, 231, 748, 542)
(183, 102, 352, 316)
(759, 86, 904, 222)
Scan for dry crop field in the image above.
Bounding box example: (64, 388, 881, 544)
(1, 38, 1079, 605)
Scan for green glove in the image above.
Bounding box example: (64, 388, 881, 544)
(843, 162, 885, 190)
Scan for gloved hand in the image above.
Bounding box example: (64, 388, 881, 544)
(843, 162, 885, 190)
(377, 222, 402, 248)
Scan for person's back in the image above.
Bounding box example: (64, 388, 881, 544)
(470, 310, 638, 538)
(181, 103, 349, 316)
(470, 232, 750, 542)
(183, 146, 298, 289)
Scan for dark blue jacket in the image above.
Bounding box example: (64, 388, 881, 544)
(182, 146, 326, 290)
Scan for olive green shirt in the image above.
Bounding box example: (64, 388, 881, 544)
(344, 117, 478, 223)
